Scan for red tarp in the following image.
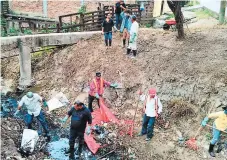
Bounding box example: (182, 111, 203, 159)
(84, 97, 133, 154)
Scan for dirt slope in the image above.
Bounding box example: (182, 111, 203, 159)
(1, 26, 227, 159)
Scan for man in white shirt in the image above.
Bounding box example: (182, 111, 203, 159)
(138, 88, 163, 141)
(127, 15, 139, 58)
(14, 92, 50, 140)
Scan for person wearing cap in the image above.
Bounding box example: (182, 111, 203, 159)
(138, 88, 163, 141)
(88, 72, 118, 112)
(201, 106, 227, 157)
(14, 92, 50, 140)
(120, 10, 132, 48)
(127, 15, 139, 58)
(61, 101, 92, 158)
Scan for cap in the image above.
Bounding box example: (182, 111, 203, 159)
(132, 15, 137, 20)
(26, 92, 33, 98)
(96, 72, 101, 77)
(74, 100, 84, 106)
(149, 88, 156, 95)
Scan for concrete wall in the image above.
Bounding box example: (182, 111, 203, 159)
(1, 31, 101, 88)
(200, 0, 227, 16)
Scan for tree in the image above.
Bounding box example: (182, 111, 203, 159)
(219, 0, 226, 24)
(167, 0, 185, 39)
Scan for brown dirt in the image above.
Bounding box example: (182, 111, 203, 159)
(1, 21, 227, 159)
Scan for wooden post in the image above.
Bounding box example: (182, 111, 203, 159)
(112, 6, 114, 18)
(80, 13, 84, 31)
(160, 0, 164, 16)
(59, 16, 62, 30)
(70, 16, 72, 25)
(56, 23, 60, 33)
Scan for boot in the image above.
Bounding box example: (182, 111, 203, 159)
(66, 147, 74, 157)
(123, 39, 126, 48)
(216, 142, 222, 153)
(105, 40, 108, 47)
(109, 40, 112, 47)
(127, 48, 131, 55)
(132, 50, 137, 58)
(208, 143, 215, 157)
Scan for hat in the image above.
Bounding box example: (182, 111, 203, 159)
(96, 72, 101, 77)
(26, 92, 33, 98)
(149, 88, 156, 95)
(132, 15, 137, 20)
(74, 100, 84, 106)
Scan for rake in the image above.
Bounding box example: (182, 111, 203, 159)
(185, 124, 227, 151)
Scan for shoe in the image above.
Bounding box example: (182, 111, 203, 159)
(65, 148, 74, 155)
(208, 143, 215, 157)
(131, 56, 135, 59)
(138, 133, 145, 136)
(145, 137, 151, 141)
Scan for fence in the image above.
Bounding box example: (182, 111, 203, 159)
(58, 4, 143, 32)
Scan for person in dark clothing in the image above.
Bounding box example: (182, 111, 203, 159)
(61, 101, 92, 159)
(102, 14, 114, 48)
(115, 0, 126, 29)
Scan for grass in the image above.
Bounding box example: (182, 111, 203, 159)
(32, 46, 56, 59)
(195, 9, 217, 19)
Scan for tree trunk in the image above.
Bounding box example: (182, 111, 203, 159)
(219, 0, 226, 25)
(167, 0, 185, 39)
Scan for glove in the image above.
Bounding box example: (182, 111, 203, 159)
(110, 83, 118, 88)
(43, 100, 48, 107)
(86, 126, 91, 135)
(129, 39, 134, 43)
(14, 110, 20, 117)
(61, 116, 68, 123)
(95, 93, 100, 99)
(201, 117, 209, 127)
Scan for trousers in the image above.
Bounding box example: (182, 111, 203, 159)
(141, 114, 156, 138)
(88, 94, 100, 112)
(69, 128, 84, 148)
(25, 111, 49, 134)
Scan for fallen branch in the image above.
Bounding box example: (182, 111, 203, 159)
(97, 149, 116, 160)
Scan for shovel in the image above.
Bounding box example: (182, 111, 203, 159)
(114, 70, 124, 89)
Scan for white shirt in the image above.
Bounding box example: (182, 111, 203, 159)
(143, 95, 163, 117)
(130, 21, 139, 37)
(19, 93, 42, 117)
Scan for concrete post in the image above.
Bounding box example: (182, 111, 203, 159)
(43, 0, 48, 17)
(18, 38, 32, 87)
(219, 0, 226, 24)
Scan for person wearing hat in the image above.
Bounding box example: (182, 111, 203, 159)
(14, 92, 50, 140)
(138, 88, 163, 141)
(201, 106, 227, 157)
(61, 101, 92, 158)
(127, 15, 139, 58)
(88, 72, 118, 112)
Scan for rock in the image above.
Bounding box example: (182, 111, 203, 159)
(214, 99, 222, 108)
(215, 82, 225, 88)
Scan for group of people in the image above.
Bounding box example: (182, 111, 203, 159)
(102, 0, 139, 58)
(14, 71, 227, 158)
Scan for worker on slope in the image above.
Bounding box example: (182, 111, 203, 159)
(127, 15, 139, 58)
(102, 13, 115, 49)
(138, 88, 163, 141)
(120, 10, 132, 48)
(88, 72, 118, 112)
(61, 101, 92, 159)
(201, 106, 227, 157)
(14, 91, 50, 141)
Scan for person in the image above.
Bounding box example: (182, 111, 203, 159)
(14, 92, 50, 140)
(127, 15, 139, 58)
(88, 72, 118, 112)
(61, 101, 92, 158)
(115, 0, 126, 29)
(102, 13, 114, 49)
(201, 106, 227, 157)
(138, 88, 163, 141)
(120, 10, 132, 48)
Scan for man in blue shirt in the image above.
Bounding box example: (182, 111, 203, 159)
(115, 0, 126, 29)
(61, 101, 92, 158)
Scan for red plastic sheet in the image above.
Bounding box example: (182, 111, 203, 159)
(84, 98, 133, 154)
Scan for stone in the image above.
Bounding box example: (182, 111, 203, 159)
(215, 82, 225, 88)
(214, 99, 222, 108)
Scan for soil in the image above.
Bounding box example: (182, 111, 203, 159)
(1, 17, 227, 159)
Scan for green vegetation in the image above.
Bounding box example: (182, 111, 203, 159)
(187, 0, 200, 7)
(195, 9, 217, 19)
(78, 5, 86, 14)
(145, 23, 152, 28)
(32, 46, 56, 60)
